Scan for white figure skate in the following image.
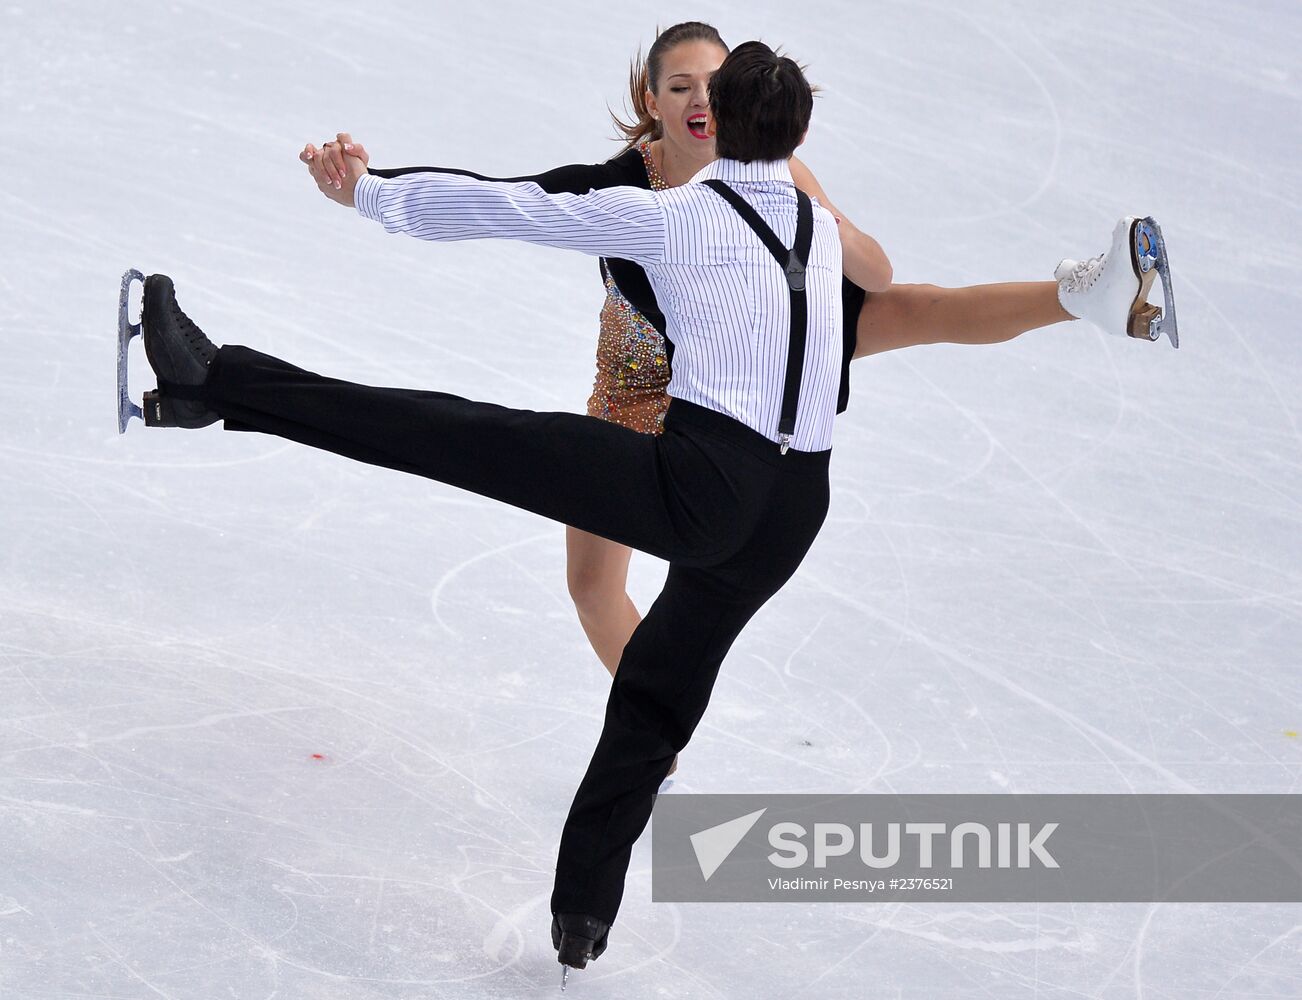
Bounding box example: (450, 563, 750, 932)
(1056, 217, 1179, 348)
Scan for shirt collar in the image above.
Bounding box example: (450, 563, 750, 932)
(689, 157, 795, 186)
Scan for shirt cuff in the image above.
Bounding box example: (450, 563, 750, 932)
(354, 173, 383, 223)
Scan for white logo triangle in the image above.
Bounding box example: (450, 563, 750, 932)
(690, 808, 767, 882)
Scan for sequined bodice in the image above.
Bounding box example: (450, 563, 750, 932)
(585, 143, 673, 434)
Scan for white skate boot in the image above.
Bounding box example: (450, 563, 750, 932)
(1056, 216, 1179, 348)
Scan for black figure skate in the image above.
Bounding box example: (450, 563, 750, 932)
(552, 912, 611, 990)
(118, 270, 219, 431)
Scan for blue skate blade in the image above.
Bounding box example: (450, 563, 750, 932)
(118, 269, 144, 433)
(1140, 217, 1179, 349)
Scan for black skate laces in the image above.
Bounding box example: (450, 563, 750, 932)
(169, 296, 216, 366)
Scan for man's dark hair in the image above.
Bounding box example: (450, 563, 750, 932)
(709, 41, 813, 163)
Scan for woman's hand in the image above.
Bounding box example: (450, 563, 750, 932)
(300, 132, 370, 207)
(300, 132, 370, 187)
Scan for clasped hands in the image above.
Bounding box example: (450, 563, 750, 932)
(299, 132, 371, 208)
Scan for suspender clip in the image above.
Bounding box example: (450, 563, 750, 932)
(785, 250, 806, 292)
(779, 433, 791, 455)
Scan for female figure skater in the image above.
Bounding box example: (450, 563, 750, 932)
(303, 21, 1165, 770)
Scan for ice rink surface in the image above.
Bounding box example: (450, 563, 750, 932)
(3, 1, 1300, 996)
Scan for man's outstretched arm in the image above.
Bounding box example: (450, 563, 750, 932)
(305, 141, 666, 266)
(355, 171, 666, 265)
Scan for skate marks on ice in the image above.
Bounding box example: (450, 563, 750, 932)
(800, 906, 1093, 1000)
(813, 3, 1063, 229)
(428, 530, 575, 638)
(794, 561, 1290, 795)
(697, 612, 904, 792)
(1, 626, 578, 994)
(1180, 273, 1302, 452)
(916, 3, 1063, 227)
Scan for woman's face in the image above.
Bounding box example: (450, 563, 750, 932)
(647, 40, 728, 159)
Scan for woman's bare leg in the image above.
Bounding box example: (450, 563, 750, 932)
(854, 281, 1072, 358)
(565, 526, 641, 677)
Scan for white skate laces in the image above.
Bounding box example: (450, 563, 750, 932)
(1056, 252, 1106, 295)
(1055, 216, 1179, 347)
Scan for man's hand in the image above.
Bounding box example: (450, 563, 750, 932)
(300, 132, 370, 208)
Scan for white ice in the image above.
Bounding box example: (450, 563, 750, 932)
(2, 1, 1300, 997)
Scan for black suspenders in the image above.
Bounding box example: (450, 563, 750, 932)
(702, 178, 814, 455)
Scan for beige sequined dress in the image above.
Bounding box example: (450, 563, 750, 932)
(585, 143, 672, 436)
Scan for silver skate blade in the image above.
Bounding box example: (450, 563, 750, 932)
(117, 269, 145, 432)
(1137, 218, 1179, 349)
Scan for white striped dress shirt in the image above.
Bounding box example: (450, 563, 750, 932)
(354, 157, 843, 452)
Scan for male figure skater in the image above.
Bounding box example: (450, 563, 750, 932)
(128, 32, 1178, 973)
(132, 41, 861, 973)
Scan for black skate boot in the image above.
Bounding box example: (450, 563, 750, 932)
(139, 273, 220, 428)
(552, 912, 610, 989)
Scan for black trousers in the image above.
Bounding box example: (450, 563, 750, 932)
(201, 345, 832, 924)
